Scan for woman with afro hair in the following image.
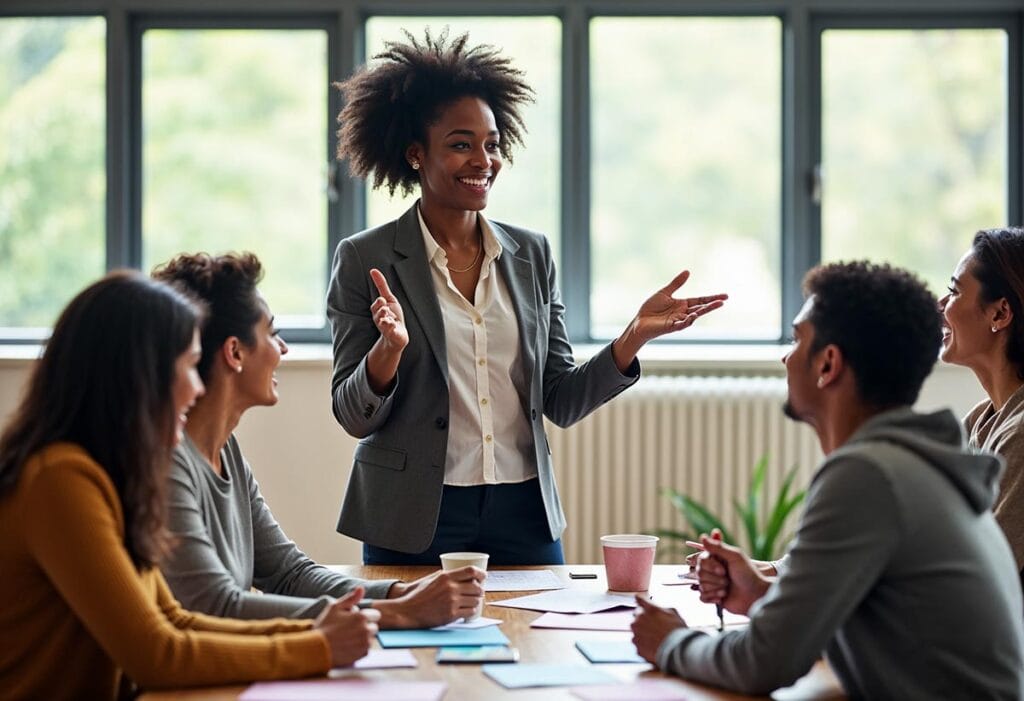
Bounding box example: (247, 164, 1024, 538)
(328, 29, 727, 565)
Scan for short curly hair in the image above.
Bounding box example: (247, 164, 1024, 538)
(803, 261, 942, 408)
(334, 28, 534, 197)
(152, 252, 265, 383)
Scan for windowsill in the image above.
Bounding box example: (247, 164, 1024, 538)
(0, 342, 971, 378)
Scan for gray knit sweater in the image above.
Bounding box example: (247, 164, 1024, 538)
(162, 434, 395, 619)
(966, 383, 1024, 571)
(657, 408, 1024, 699)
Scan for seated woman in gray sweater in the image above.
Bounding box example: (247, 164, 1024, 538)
(154, 252, 484, 626)
(635, 261, 1024, 699)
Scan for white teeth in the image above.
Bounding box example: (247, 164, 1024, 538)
(459, 177, 488, 187)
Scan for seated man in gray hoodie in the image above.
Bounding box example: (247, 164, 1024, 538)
(632, 260, 1024, 700)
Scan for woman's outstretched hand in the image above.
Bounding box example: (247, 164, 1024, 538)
(612, 270, 728, 371)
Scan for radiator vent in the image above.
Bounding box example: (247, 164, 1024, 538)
(548, 376, 822, 563)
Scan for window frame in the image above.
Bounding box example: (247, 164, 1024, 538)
(1, 0, 1021, 347)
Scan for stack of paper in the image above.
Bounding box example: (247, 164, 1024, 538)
(484, 569, 565, 591)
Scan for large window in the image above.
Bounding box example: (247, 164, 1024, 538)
(141, 27, 328, 327)
(2, 2, 1021, 347)
(0, 16, 105, 333)
(591, 17, 781, 340)
(821, 27, 1008, 296)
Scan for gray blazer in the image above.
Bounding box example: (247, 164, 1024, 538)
(327, 203, 639, 553)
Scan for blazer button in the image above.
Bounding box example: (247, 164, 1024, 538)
(531, 409, 537, 421)
(435, 417, 448, 429)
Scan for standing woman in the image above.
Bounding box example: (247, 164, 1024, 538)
(940, 226, 1024, 580)
(0, 273, 375, 701)
(329, 30, 727, 565)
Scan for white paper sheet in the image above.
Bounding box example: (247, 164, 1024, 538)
(491, 589, 636, 614)
(329, 648, 419, 673)
(432, 616, 502, 630)
(483, 569, 565, 592)
(530, 611, 635, 631)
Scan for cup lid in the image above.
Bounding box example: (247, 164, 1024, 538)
(600, 534, 659, 548)
(440, 551, 490, 560)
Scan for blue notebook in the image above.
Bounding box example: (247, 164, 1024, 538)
(483, 663, 619, 689)
(377, 626, 510, 648)
(575, 640, 646, 663)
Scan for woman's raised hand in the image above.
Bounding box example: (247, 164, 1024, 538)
(369, 268, 409, 352)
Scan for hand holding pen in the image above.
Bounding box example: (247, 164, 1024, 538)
(691, 531, 773, 618)
(686, 531, 725, 631)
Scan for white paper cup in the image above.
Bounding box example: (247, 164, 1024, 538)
(440, 551, 489, 620)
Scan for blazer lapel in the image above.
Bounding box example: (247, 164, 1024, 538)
(391, 204, 449, 383)
(492, 222, 539, 386)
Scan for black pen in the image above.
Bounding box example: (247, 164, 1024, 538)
(716, 602, 724, 632)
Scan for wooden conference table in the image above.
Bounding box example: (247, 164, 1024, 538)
(139, 565, 845, 701)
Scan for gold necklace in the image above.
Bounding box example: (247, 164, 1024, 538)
(446, 239, 483, 274)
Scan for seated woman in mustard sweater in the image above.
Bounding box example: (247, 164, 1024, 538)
(0, 272, 377, 701)
(152, 252, 484, 625)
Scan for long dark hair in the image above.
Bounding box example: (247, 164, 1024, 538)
(0, 271, 203, 568)
(971, 227, 1024, 380)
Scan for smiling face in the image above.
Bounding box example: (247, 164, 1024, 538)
(237, 295, 288, 408)
(938, 251, 999, 369)
(235, 292, 288, 407)
(407, 95, 502, 213)
(171, 328, 204, 445)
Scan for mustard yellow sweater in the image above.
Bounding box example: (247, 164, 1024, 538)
(0, 443, 331, 701)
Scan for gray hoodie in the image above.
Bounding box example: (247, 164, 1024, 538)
(657, 408, 1024, 700)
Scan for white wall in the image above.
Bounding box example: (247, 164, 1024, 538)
(0, 352, 984, 565)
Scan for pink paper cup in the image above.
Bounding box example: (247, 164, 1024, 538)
(601, 534, 659, 592)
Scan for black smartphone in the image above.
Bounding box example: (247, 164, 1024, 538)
(569, 572, 598, 579)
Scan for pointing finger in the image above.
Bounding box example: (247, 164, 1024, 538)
(369, 268, 397, 302)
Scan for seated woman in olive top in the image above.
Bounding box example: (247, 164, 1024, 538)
(153, 252, 484, 626)
(940, 227, 1024, 580)
(0, 272, 377, 701)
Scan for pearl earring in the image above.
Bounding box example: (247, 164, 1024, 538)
(411, 161, 420, 170)
(817, 377, 825, 388)
(236, 366, 243, 373)
(992, 326, 999, 333)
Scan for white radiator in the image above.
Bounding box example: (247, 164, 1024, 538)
(548, 376, 822, 564)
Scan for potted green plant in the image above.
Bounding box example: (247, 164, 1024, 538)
(654, 454, 806, 561)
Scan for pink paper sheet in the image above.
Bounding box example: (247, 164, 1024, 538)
(570, 678, 693, 700)
(239, 679, 446, 701)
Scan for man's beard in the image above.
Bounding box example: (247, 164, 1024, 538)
(782, 399, 801, 422)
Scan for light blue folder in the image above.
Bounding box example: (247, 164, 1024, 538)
(377, 626, 510, 648)
(574, 640, 646, 663)
(482, 663, 619, 689)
